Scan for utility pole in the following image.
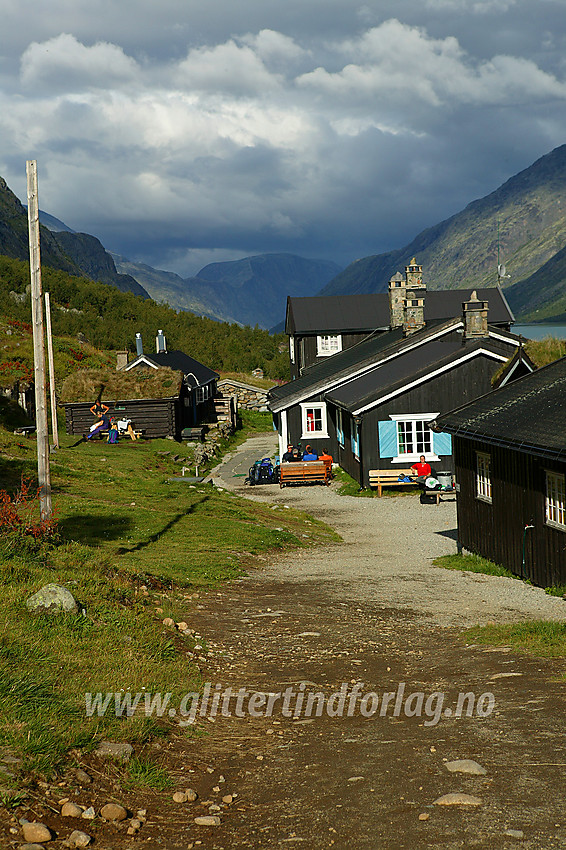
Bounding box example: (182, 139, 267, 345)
(44, 291, 59, 449)
(26, 160, 52, 520)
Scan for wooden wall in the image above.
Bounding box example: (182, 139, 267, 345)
(64, 397, 181, 439)
(454, 437, 566, 587)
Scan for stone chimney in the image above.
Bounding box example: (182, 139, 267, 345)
(402, 258, 426, 336)
(405, 257, 424, 291)
(403, 296, 426, 336)
(116, 350, 128, 371)
(388, 272, 405, 329)
(463, 291, 489, 339)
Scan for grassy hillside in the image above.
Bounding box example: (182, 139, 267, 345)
(0, 415, 339, 784)
(322, 144, 566, 304)
(0, 255, 289, 380)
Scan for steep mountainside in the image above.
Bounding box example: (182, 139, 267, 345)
(115, 253, 342, 328)
(505, 243, 566, 321)
(0, 177, 149, 298)
(322, 144, 566, 304)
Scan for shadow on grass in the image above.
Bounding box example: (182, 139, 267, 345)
(59, 513, 134, 545)
(115, 496, 210, 554)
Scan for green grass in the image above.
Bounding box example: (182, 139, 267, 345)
(125, 757, 173, 790)
(464, 621, 566, 658)
(545, 584, 566, 597)
(433, 553, 515, 578)
(0, 423, 339, 780)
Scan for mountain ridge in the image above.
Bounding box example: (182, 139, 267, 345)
(321, 144, 566, 314)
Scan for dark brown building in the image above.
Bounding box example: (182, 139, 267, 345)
(432, 356, 566, 587)
(285, 259, 515, 379)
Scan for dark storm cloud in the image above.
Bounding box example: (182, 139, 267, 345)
(1, 0, 565, 274)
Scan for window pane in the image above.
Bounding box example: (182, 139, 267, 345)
(306, 408, 322, 432)
(546, 472, 566, 527)
(397, 421, 413, 455)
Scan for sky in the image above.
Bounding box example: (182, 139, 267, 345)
(1, 0, 566, 277)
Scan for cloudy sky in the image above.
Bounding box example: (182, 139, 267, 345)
(2, 0, 566, 276)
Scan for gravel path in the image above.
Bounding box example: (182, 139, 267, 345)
(212, 434, 566, 627)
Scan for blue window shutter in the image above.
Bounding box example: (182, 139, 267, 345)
(378, 420, 397, 459)
(433, 431, 452, 456)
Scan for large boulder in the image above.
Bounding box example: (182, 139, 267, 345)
(26, 584, 78, 614)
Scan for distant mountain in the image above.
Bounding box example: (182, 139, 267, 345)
(322, 145, 566, 317)
(0, 176, 149, 299)
(114, 253, 342, 328)
(505, 242, 566, 321)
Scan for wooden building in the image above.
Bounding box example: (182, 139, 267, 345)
(269, 290, 530, 487)
(64, 395, 185, 439)
(63, 330, 220, 439)
(432, 356, 566, 587)
(286, 259, 515, 379)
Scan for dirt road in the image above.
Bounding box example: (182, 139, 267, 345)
(149, 435, 566, 850)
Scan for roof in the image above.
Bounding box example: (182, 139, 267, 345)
(286, 287, 515, 334)
(269, 321, 447, 413)
(326, 337, 508, 414)
(432, 356, 566, 460)
(269, 321, 523, 415)
(125, 350, 219, 388)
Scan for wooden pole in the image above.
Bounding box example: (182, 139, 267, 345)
(26, 160, 52, 520)
(44, 291, 59, 449)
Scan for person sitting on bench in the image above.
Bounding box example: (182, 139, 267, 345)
(410, 455, 432, 484)
(302, 444, 318, 461)
(282, 444, 295, 462)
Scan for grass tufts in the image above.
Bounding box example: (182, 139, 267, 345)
(433, 553, 515, 578)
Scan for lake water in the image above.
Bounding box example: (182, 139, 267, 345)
(513, 323, 566, 340)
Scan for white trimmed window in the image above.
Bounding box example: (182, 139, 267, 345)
(476, 452, 492, 503)
(289, 335, 295, 364)
(316, 335, 342, 357)
(389, 413, 439, 463)
(336, 407, 344, 447)
(195, 385, 210, 404)
(300, 402, 329, 439)
(546, 471, 566, 529)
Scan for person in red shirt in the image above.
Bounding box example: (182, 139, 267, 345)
(411, 455, 432, 480)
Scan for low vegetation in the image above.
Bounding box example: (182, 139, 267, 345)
(464, 621, 566, 658)
(0, 415, 338, 782)
(433, 553, 515, 578)
(60, 365, 183, 403)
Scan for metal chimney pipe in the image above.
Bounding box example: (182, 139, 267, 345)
(156, 329, 166, 353)
(136, 333, 143, 356)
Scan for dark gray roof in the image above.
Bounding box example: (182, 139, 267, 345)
(139, 351, 218, 387)
(326, 337, 475, 412)
(269, 318, 480, 412)
(433, 356, 566, 459)
(286, 287, 514, 334)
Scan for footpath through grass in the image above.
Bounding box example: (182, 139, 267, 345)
(0, 422, 338, 782)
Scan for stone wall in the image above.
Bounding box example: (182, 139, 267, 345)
(217, 379, 270, 412)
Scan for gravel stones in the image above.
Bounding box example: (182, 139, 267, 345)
(22, 822, 53, 843)
(61, 802, 83, 817)
(172, 788, 198, 803)
(433, 793, 483, 806)
(100, 803, 128, 821)
(63, 830, 93, 848)
(74, 768, 92, 784)
(444, 759, 487, 775)
(94, 741, 133, 761)
(194, 815, 221, 826)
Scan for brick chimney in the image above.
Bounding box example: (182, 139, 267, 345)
(116, 350, 128, 371)
(388, 272, 405, 329)
(463, 291, 489, 339)
(405, 257, 424, 290)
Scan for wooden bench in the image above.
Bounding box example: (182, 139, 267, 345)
(422, 487, 455, 505)
(368, 468, 419, 497)
(279, 461, 330, 488)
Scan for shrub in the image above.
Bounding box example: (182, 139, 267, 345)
(0, 476, 58, 555)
